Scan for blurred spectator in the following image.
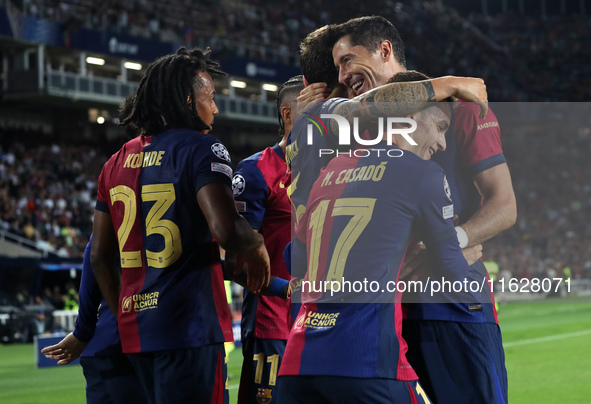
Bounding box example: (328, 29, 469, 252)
(2, 0, 588, 101)
(0, 131, 106, 257)
(483, 117, 591, 283)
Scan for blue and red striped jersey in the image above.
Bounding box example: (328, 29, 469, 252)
(285, 98, 348, 228)
(280, 144, 473, 379)
(232, 144, 292, 341)
(406, 102, 505, 324)
(283, 99, 348, 328)
(95, 130, 233, 353)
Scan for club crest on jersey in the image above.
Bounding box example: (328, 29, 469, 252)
(232, 174, 246, 196)
(443, 175, 452, 201)
(211, 142, 231, 162)
(256, 388, 272, 404)
(121, 296, 133, 313)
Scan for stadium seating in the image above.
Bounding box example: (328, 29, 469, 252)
(6, 0, 590, 101)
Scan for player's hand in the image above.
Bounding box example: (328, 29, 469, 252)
(298, 82, 330, 103)
(242, 242, 271, 294)
(451, 77, 488, 119)
(40, 332, 87, 365)
(462, 244, 483, 266)
(296, 82, 330, 114)
(399, 243, 430, 282)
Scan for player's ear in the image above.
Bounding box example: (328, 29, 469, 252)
(379, 40, 393, 61)
(303, 76, 310, 88)
(281, 105, 291, 127)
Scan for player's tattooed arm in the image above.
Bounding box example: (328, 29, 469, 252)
(329, 81, 434, 134)
(371, 81, 437, 115)
(374, 81, 436, 103)
(330, 76, 488, 134)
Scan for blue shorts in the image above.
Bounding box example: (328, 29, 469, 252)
(81, 353, 146, 404)
(402, 320, 508, 404)
(238, 338, 286, 404)
(278, 376, 431, 404)
(126, 343, 228, 404)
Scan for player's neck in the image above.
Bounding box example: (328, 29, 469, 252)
(279, 131, 290, 152)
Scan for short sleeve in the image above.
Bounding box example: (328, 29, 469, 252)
(232, 158, 267, 230)
(414, 166, 457, 245)
(454, 102, 506, 176)
(193, 137, 234, 193)
(415, 165, 473, 278)
(95, 166, 110, 213)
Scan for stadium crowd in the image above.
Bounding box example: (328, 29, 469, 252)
(0, 130, 105, 257)
(484, 116, 591, 283)
(3, 0, 590, 101)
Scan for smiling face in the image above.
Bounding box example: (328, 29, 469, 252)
(401, 105, 451, 160)
(193, 71, 218, 134)
(332, 35, 404, 97)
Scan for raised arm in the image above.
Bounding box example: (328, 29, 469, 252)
(330, 76, 488, 134)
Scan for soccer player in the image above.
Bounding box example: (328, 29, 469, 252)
(41, 235, 146, 404)
(90, 47, 270, 404)
(283, 23, 488, 341)
(279, 83, 474, 403)
(328, 16, 515, 404)
(230, 75, 304, 404)
(286, 23, 488, 226)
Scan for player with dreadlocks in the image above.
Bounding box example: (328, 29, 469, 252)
(228, 75, 304, 404)
(119, 47, 226, 135)
(91, 47, 270, 404)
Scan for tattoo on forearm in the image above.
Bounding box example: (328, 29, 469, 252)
(335, 81, 437, 121)
(330, 80, 439, 135)
(422, 81, 436, 102)
(373, 82, 432, 104)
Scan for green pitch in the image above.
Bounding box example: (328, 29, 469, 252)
(1, 296, 590, 404)
(500, 296, 591, 403)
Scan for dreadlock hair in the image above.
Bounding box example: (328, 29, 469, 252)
(276, 75, 304, 137)
(119, 93, 140, 138)
(119, 47, 227, 136)
(299, 24, 341, 89)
